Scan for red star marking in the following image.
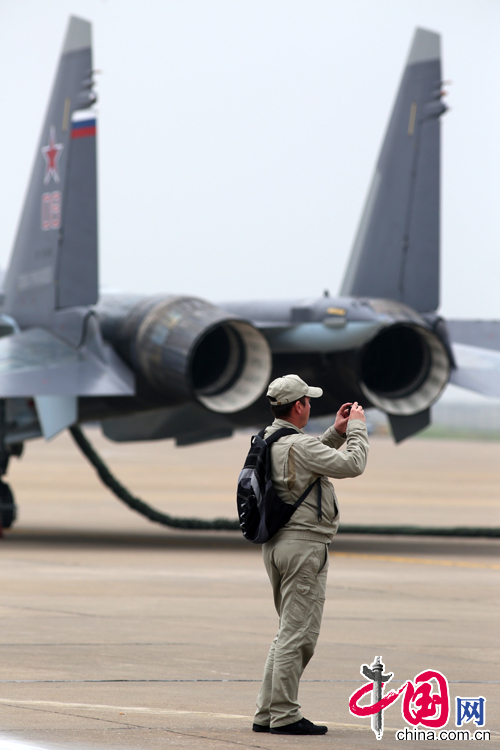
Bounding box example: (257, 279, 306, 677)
(41, 126, 64, 184)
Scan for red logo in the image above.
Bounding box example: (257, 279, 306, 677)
(41, 126, 64, 184)
(348, 656, 450, 740)
(41, 192, 61, 231)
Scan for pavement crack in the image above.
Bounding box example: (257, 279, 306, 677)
(1, 704, 270, 747)
(0, 604, 101, 618)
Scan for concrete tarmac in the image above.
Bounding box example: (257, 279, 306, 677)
(0, 429, 499, 749)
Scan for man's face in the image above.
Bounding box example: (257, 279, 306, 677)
(297, 396, 311, 428)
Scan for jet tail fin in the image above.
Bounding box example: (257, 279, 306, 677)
(340, 28, 446, 313)
(2, 16, 98, 329)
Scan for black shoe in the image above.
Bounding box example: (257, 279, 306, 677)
(252, 723, 270, 732)
(270, 718, 328, 735)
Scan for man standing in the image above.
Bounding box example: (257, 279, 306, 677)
(253, 374, 369, 735)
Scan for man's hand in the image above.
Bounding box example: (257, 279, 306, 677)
(334, 403, 353, 435)
(349, 402, 366, 423)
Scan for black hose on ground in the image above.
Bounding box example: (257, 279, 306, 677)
(70, 426, 500, 538)
(338, 524, 500, 537)
(69, 426, 240, 531)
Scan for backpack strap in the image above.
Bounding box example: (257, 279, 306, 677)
(263, 427, 299, 444)
(261, 427, 323, 523)
(293, 477, 322, 522)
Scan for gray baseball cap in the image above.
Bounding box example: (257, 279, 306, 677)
(267, 374, 323, 406)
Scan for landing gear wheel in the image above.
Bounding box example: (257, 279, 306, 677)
(0, 480, 16, 529)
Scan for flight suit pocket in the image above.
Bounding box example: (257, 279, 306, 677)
(332, 489, 339, 519)
(287, 551, 322, 625)
(288, 579, 313, 625)
(317, 544, 329, 575)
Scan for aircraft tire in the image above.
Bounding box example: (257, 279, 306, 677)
(0, 481, 16, 529)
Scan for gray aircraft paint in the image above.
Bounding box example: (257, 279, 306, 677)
(447, 321, 500, 353)
(0, 322, 133, 397)
(406, 26, 440, 65)
(0, 17, 132, 437)
(0, 18, 498, 451)
(62, 15, 91, 53)
(102, 403, 234, 446)
(450, 343, 500, 398)
(1, 17, 98, 330)
(388, 409, 431, 445)
(56, 109, 98, 308)
(340, 28, 445, 313)
(263, 321, 383, 353)
(34, 395, 77, 440)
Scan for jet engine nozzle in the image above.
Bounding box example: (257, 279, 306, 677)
(359, 322, 450, 416)
(118, 296, 272, 413)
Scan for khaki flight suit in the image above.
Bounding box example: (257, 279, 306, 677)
(254, 417, 369, 728)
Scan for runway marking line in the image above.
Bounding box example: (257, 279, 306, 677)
(331, 552, 500, 570)
(0, 698, 374, 731)
(1, 699, 498, 739)
(0, 698, 250, 720)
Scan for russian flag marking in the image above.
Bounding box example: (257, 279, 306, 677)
(71, 118, 96, 139)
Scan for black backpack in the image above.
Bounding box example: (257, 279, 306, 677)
(237, 427, 321, 544)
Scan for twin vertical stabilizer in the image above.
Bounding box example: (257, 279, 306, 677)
(2, 16, 98, 329)
(340, 28, 446, 313)
(0, 17, 133, 424)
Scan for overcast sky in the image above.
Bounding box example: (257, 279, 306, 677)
(1, 0, 499, 320)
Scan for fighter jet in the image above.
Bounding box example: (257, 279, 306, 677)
(0, 17, 499, 528)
